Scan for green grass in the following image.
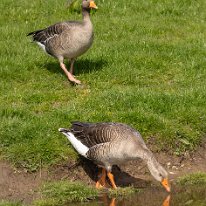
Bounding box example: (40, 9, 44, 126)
(0, 183, 139, 206)
(177, 172, 206, 185)
(34, 181, 98, 206)
(0, 201, 22, 206)
(33, 183, 139, 206)
(0, 0, 206, 170)
(171, 185, 206, 206)
(108, 187, 140, 198)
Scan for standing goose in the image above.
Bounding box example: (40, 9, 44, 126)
(59, 122, 171, 192)
(27, 0, 98, 85)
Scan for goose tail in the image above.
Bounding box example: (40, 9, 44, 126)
(27, 29, 44, 37)
(59, 128, 89, 157)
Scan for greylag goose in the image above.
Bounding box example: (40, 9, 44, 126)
(27, 0, 98, 85)
(59, 122, 171, 192)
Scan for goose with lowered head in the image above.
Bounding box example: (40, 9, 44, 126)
(59, 122, 171, 192)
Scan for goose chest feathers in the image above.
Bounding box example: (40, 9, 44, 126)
(59, 122, 171, 192)
(27, 0, 98, 85)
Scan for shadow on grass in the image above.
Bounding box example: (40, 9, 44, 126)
(79, 157, 150, 188)
(39, 58, 107, 75)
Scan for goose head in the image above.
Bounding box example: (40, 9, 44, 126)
(147, 158, 171, 192)
(82, 0, 98, 10)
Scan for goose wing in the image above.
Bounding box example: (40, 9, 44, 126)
(27, 22, 67, 44)
(27, 20, 83, 43)
(28, 21, 82, 54)
(70, 122, 145, 148)
(27, 22, 69, 55)
(69, 122, 125, 148)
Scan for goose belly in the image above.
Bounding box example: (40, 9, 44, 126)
(62, 30, 93, 59)
(90, 143, 137, 168)
(95, 154, 136, 170)
(107, 154, 136, 165)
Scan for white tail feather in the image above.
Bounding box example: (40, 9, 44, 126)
(37, 42, 46, 53)
(62, 132, 89, 157)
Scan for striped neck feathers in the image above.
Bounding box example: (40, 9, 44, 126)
(147, 157, 168, 182)
(82, 8, 91, 21)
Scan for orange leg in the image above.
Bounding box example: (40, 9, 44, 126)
(60, 62, 81, 85)
(109, 198, 116, 206)
(96, 168, 106, 189)
(107, 172, 117, 189)
(69, 58, 75, 74)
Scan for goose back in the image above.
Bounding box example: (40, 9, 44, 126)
(70, 122, 146, 148)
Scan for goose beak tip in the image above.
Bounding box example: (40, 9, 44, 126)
(89, 1, 98, 9)
(161, 178, 171, 192)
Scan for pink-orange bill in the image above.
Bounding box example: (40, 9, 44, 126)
(161, 178, 171, 192)
(89, 1, 98, 9)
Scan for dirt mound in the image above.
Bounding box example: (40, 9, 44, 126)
(0, 161, 47, 204)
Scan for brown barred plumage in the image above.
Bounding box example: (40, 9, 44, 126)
(59, 122, 170, 192)
(27, 0, 98, 85)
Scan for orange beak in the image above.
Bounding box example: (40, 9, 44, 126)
(89, 1, 98, 9)
(161, 178, 171, 192)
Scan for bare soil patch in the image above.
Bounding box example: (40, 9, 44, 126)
(0, 140, 206, 204)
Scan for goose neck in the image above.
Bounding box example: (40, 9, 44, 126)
(82, 8, 91, 21)
(146, 157, 162, 181)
